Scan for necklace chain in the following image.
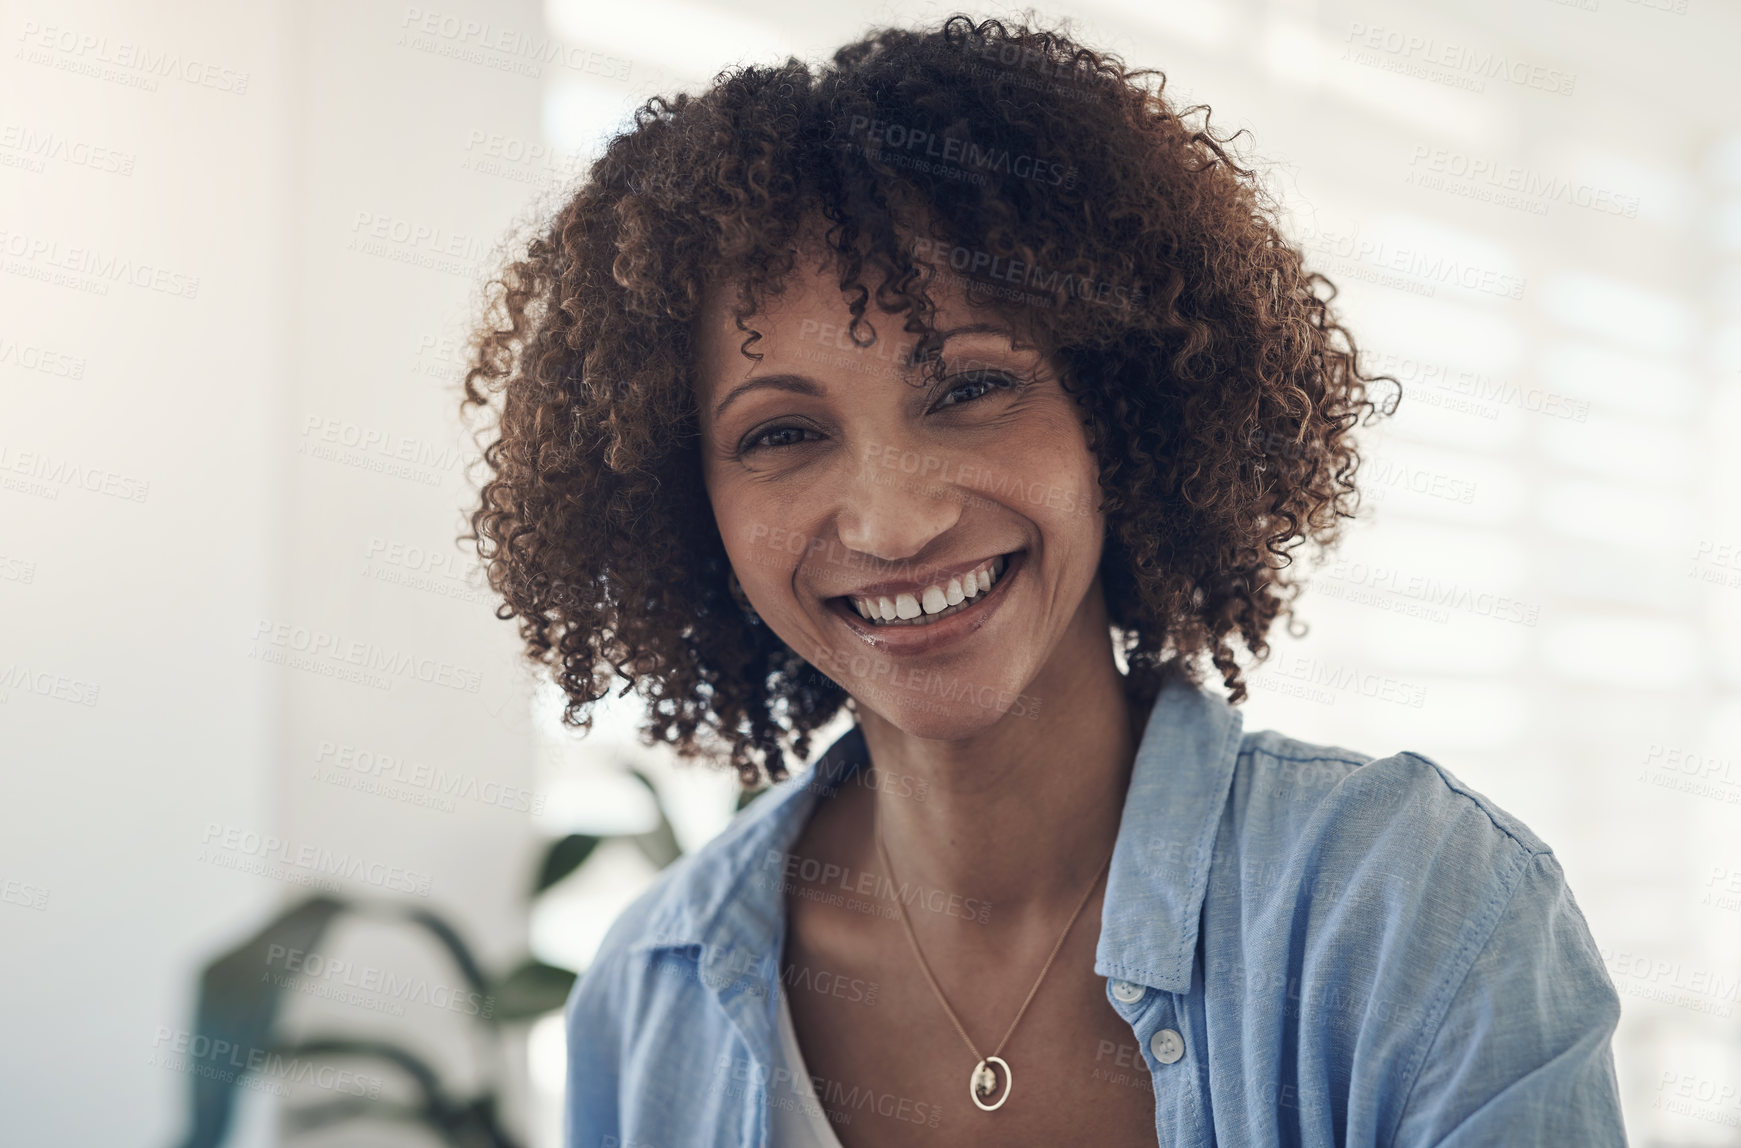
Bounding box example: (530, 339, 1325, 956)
(872, 821, 1113, 1078)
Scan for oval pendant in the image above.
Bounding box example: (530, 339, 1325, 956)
(969, 1056, 1012, 1111)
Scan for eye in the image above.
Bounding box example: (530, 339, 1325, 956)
(738, 423, 822, 454)
(933, 370, 1022, 409)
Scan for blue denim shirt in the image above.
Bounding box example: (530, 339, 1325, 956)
(564, 669, 1627, 1146)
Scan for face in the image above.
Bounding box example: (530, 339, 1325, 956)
(693, 240, 1111, 738)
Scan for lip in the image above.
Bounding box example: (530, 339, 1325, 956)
(840, 552, 1010, 600)
(826, 549, 1024, 657)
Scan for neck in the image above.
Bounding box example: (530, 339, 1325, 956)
(849, 589, 1149, 921)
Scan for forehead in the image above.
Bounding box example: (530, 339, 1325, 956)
(691, 240, 1027, 387)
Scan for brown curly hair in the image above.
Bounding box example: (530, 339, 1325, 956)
(459, 13, 1399, 788)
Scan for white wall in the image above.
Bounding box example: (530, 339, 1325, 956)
(2, 0, 542, 1143)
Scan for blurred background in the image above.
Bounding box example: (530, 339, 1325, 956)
(3, 0, 1738, 1144)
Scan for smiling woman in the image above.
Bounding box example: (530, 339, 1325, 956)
(459, 13, 1626, 1148)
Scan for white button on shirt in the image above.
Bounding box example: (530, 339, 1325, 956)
(1150, 1028, 1185, 1065)
(1109, 978, 1145, 1003)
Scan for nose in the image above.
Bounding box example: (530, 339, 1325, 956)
(831, 441, 965, 562)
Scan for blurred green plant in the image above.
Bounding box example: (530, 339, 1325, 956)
(170, 767, 690, 1148)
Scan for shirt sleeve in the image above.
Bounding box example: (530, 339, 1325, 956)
(1389, 849, 1628, 1147)
(563, 943, 626, 1148)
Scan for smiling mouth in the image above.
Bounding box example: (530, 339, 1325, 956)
(830, 552, 1019, 628)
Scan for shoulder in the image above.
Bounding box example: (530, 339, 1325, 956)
(1217, 728, 1620, 1104)
(1231, 727, 1550, 885)
(1216, 727, 1578, 1020)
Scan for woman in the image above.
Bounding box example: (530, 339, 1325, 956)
(461, 15, 1626, 1146)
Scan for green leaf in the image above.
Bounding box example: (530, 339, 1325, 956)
(533, 833, 600, 894)
(626, 768, 683, 869)
(172, 895, 349, 1148)
(489, 958, 579, 1022)
(273, 1037, 523, 1147)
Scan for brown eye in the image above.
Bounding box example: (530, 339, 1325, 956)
(739, 423, 823, 454)
(934, 371, 1020, 408)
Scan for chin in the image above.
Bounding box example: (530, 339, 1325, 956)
(853, 692, 1025, 738)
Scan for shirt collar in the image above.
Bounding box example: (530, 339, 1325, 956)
(1095, 663, 1244, 993)
(633, 722, 866, 971)
(635, 664, 1243, 998)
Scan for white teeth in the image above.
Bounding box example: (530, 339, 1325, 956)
(848, 554, 1013, 626)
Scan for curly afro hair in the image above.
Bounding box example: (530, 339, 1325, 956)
(459, 13, 1399, 789)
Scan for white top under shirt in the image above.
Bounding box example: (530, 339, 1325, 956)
(770, 984, 849, 1147)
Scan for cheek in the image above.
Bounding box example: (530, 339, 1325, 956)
(713, 489, 812, 593)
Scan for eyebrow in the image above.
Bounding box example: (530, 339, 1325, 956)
(709, 324, 1020, 421)
(710, 374, 823, 422)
